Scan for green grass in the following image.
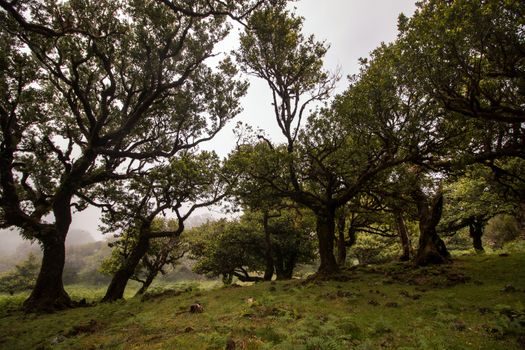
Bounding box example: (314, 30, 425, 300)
(1, 253, 524, 349)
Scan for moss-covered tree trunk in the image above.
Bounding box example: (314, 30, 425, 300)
(414, 192, 450, 266)
(274, 247, 297, 280)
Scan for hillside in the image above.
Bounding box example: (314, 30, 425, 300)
(0, 252, 524, 349)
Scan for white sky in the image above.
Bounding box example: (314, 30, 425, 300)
(72, 0, 418, 240)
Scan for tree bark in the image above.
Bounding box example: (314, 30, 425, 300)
(274, 247, 296, 280)
(518, 201, 525, 239)
(262, 211, 274, 281)
(103, 235, 150, 302)
(414, 192, 450, 266)
(315, 209, 339, 275)
(282, 252, 297, 279)
(274, 247, 285, 280)
(135, 271, 158, 296)
(336, 212, 347, 265)
(395, 210, 411, 261)
(23, 232, 71, 312)
(469, 219, 485, 253)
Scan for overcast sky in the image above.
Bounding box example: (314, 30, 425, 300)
(69, 0, 418, 240)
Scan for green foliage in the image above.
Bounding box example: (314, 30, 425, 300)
(0, 253, 39, 294)
(398, 0, 525, 125)
(485, 215, 522, 248)
(237, 5, 329, 97)
(189, 209, 316, 282)
(349, 233, 400, 265)
(189, 218, 266, 282)
(439, 164, 520, 235)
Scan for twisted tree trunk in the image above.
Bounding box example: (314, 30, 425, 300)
(414, 191, 450, 266)
(135, 271, 158, 296)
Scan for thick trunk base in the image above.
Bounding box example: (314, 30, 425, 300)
(415, 235, 450, 266)
(315, 211, 339, 276)
(102, 270, 131, 302)
(469, 221, 485, 253)
(23, 235, 71, 313)
(23, 287, 71, 313)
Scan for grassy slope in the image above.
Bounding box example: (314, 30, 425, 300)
(0, 253, 524, 350)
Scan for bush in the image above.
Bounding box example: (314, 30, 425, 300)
(349, 233, 399, 265)
(484, 215, 521, 249)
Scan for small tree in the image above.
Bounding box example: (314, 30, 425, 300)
(0, 253, 40, 295)
(92, 151, 227, 302)
(190, 210, 315, 283)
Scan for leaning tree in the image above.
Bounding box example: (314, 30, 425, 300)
(90, 151, 226, 301)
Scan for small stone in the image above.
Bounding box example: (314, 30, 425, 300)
(190, 303, 204, 313)
(502, 284, 517, 293)
(184, 327, 194, 333)
(51, 335, 66, 344)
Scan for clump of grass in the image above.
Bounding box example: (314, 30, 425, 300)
(0, 292, 27, 317)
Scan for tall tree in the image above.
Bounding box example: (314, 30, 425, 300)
(0, 0, 248, 311)
(235, 8, 457, 274)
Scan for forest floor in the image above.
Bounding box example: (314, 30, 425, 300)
(0, 251, 524, 350)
